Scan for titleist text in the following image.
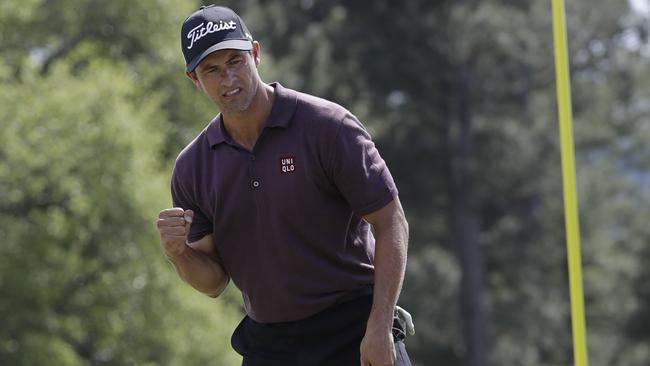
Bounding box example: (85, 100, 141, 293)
(187, 21, 237, 49)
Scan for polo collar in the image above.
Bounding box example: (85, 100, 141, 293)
(206, 82, 297, 147)
(264, 82, 297, 128)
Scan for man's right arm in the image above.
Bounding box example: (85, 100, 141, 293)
(156, 208, 229, 297)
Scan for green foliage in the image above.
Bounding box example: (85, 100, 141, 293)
(1, 0, 246, 364)
(231, 1, 650, 365)
(2, 0, 650, 365)
(0, 57, 241, 366)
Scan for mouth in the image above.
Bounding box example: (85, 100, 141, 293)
(222, 87, 242, 98)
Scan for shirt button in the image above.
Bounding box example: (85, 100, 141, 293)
(250, 155, 256, 161)
(252, 180, 260, 188)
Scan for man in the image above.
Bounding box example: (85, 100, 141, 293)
(156, 5, 412, 365)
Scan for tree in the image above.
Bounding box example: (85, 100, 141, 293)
(0, 0, 244, 363)
(3, 0, 650, 365)
(227, 1, 650, 365)
(0, 59, 243, 365)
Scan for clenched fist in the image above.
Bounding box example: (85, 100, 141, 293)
(156, 208, 194, 259)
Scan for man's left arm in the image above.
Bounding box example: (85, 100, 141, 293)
(361, 197, 409, 366)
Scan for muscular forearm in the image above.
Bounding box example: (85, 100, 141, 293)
(167, 245, 229, 297)
(368, 205, 409, 330)
(360, 200, 409, 365)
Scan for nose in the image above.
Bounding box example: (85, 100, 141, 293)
(221, 67, 237, 86)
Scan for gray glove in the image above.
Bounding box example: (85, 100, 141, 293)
(396, 305, 415, 336)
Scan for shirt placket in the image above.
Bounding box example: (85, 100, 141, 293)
(248, 134, 266, 217)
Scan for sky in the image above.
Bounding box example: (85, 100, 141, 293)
(630, 0, 650, 15)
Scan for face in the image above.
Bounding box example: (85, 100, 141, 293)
(187, 42, 261, 114)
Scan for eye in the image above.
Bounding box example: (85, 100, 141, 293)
(229, 58, 243, 66)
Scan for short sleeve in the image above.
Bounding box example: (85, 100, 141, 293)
(171, 166, 213, 243)
(329, 113, 398, 216)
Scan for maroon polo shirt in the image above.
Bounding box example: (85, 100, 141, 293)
(171, 82, 397, 323)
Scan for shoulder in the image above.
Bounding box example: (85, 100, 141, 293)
(292, 89, 351, 129)
(292, 91, 372, 146)
(172, 121, 213, 181)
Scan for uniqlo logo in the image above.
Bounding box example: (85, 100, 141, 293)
(280, 156, 296, 174)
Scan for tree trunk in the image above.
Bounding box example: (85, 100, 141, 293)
(447, 62, 487, 366)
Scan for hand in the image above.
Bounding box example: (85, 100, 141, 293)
(156, 208, 194, 259)
(360, 322, 396, 366)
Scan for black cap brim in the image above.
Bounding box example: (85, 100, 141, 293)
(186, 40, 253, 72)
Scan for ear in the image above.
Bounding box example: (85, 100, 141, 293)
(251, 41, 261, 67)
(186, 71, 201, 89)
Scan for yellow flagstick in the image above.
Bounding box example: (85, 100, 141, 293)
(551, 1, 589, 365)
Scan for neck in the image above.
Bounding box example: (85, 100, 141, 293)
(222, 83, 274, 151)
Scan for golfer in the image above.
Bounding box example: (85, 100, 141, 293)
(156, 5, 412, 365)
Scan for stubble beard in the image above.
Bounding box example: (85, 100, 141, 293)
(218, 80, 258, 115)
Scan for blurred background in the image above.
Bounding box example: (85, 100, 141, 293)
(1, 0, 650, 365)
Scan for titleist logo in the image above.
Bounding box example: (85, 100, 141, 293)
(187, 21, 237, 49)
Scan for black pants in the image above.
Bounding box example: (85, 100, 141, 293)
(231, 293, 412, 366)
